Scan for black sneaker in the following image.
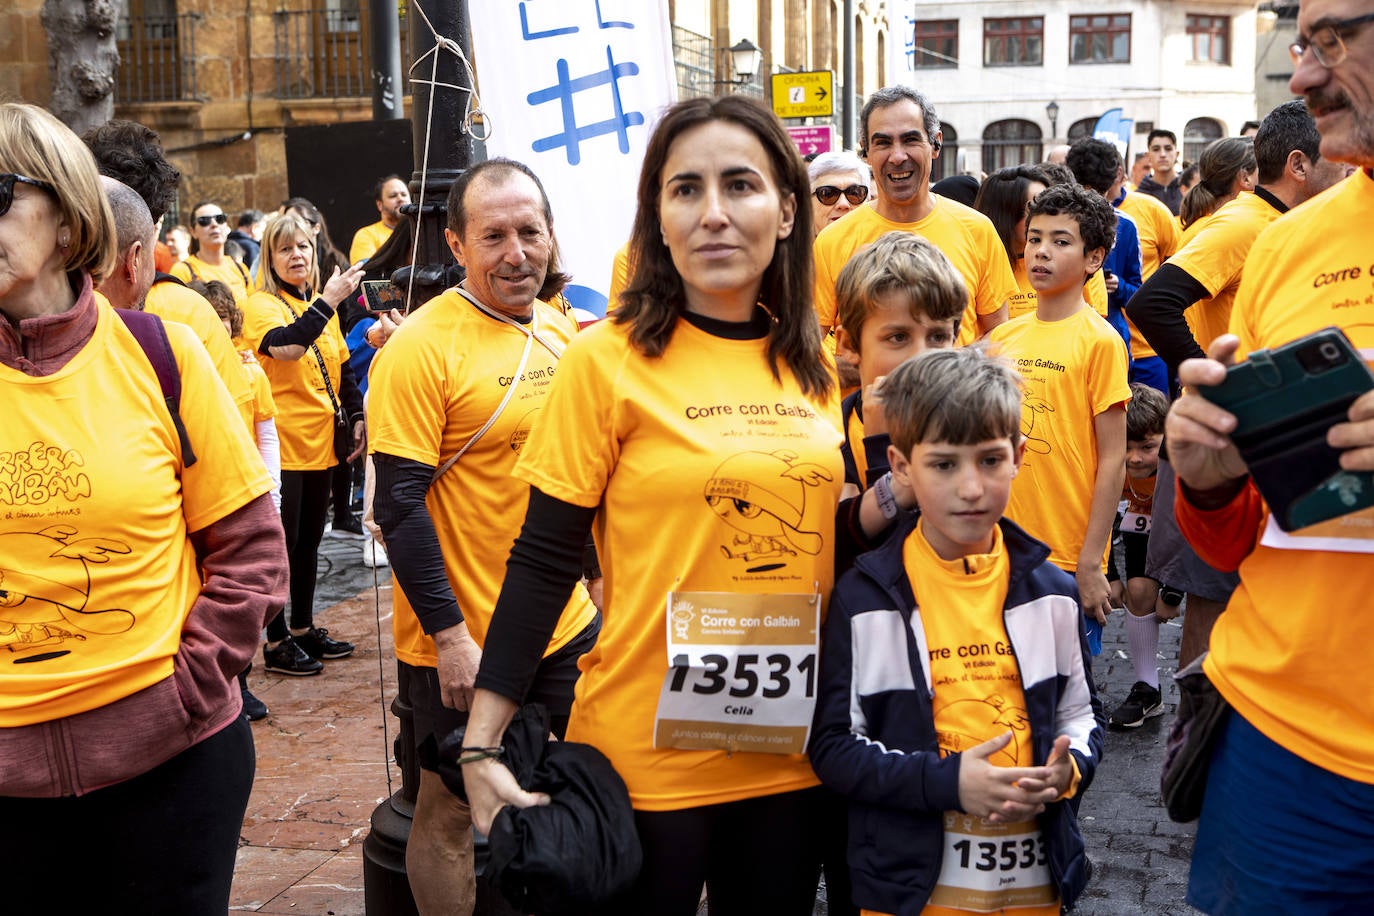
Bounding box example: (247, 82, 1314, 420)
(293, 626, 355, 660)
(263, 637, 324, 676)
(1109, 681, 1164, 729)
(327, 515, 365, 539)
(241, 686, 269, 720)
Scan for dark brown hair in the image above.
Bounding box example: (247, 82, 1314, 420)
(616, 96, 830, 400)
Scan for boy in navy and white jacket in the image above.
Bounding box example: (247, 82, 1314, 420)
(810, 348, 1105, 916)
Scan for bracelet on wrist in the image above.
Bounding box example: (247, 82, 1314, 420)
(873, 471, 899, 520)
(456, 746, 505, 765)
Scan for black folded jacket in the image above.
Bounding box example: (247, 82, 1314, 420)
(431, 704, 642, 915)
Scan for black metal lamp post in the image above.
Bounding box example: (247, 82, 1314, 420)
(1046, 99, 1060, 142)
(360, 1, 489, 913)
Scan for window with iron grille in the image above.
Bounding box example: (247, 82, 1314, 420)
(1186, 14, 1230, 64)
(1070, 14, 1131, 64)
(914, 19, 958, 68)
(984, 17, 1043, 66)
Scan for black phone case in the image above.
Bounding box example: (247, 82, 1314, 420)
(1198, 327, 1374, 532)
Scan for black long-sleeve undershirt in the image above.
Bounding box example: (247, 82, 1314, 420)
(474, 488, 597, 703)
(373, 452, 463, 635)
(1125, 264, 1211, 375)
(258, 281, 339, 353)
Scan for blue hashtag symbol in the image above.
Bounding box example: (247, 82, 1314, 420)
(528, 46, 645, 165)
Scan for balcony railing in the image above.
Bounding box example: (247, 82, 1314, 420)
(671, 24, 766, 100)
(274, 5, 410, 99)
(114, 12, 201, 103)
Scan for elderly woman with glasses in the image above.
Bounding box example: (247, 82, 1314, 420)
(0, 102, 286, 912)
(170, 199, 253, 305)
(808, 150, 871, 237)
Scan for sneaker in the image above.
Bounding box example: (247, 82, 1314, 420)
(1109, 681, 1164, 729)
(293, 626, 355, 660)
(362, 536, 389, 568)
(241, 686, 269, 720)
(327, 515, 365, 539)
(263, 637, 324, 676)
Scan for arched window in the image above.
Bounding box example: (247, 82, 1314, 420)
(932, 122, 958, 182)
(982, 119, 1043, 172)
(855, 15, 865, 98)
(1183, 117, 1224, 164)
(1067, 117, 1097, 142)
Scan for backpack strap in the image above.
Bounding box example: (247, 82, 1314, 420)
(113, 308, 199, 468)
(153, 271, 186, 288)
(179, 259, 200, 281)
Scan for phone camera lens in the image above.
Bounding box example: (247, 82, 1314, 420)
(1320, 342, 1341, 362)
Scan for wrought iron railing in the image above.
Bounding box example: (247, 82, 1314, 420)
(273, 5, 410, 99)
(114, 12, 201, 103)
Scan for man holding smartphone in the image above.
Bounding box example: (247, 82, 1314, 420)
(1166, 3, 1374, 912)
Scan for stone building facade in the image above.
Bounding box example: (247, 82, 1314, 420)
(4, 0, 888, 226)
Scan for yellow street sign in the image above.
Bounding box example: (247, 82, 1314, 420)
(771, 71, 834, 119)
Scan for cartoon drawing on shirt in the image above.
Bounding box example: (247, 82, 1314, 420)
(0, 527, 135, 661)
(1020, 395, 1055, 458)
(705, 450, 833, 564)
(935, 694, 1030, 766)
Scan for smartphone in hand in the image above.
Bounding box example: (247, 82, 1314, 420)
(1199, 327, 1374, 531)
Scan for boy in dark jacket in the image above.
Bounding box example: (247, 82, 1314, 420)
(810, 347, 1105, 915)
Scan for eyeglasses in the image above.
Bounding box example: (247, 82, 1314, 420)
(813, 184, 869, 207)
(1289, 12, 1374, 68)
(195, 213, 228, 227)
(0, 173, 56, 218)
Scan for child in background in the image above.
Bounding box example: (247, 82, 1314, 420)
(1107, 383, 1171, 729)
(811, 347, 1104, 916)
(193, 278, 281, 722)
(194, 278, 282, 510)
(989, 184, 1130, 629)
(834, 231, 967, 495)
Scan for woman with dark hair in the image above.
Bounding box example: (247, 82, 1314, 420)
(1178, 137, 1256, 231)
(0, 102, 285, 912)
(241, 213, 366, 675)
(975, 164, 1053, 319)
(461, 96, 840, 914)
(170, 199, 252, 305)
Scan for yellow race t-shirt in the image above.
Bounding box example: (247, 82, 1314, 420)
(990, 308, 1130, 572)
(366, 288, 597, 666)
(1202, 168, 1374, 785)
(144, 278, 255, 429)
(349, 220, 393, 265)
(815, 201, 1018, 347)
(607, 242, 631, 315)
(169, 254, 252, 306)
(513, 315, 843, 810)
(241, 288, 350, 471)
(1118, 191, 1181, 360)
(0, 300, 270, 725)
(904, 523, 1060, 916)
(1166, 191, 1280, 354)
(240, 349, 277, 427)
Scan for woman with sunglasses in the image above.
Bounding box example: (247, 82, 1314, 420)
(170, 201, 253, 305)
(0, 102, 286, 912)
(241, 213, 366, 676)
(807, 151, 871, 237)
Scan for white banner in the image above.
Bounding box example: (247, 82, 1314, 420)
(469, 0, 678, 319)
(888, 0, 918, 77)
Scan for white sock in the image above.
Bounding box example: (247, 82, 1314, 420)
(1124, 610, 1161, 689)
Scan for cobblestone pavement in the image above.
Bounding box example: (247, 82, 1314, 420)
(239, 535, 1201, 915)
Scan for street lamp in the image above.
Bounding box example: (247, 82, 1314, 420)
(717, 38, 762, 86)
(1046, 99, 1060, 140)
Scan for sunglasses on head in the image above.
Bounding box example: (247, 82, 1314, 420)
(195, 213, 228, 227)
(0, 173, 57, 218)
(813, 184, 869, 207)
